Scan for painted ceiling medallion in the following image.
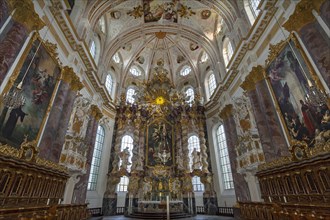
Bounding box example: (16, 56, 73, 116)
(155, 31, 166, 39)
(201, 10, 211, 19)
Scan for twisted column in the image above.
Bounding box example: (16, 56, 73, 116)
(198, 119, 209, 174)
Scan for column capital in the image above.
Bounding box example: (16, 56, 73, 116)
(90, 105, 103, 121)
(60, 66, 83, 91)
(241, 65, 266, 92)
(7, 0, 45, 33)
(283, 0, 326, 32)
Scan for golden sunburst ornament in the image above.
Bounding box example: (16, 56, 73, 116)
(155, 96, 165, 105)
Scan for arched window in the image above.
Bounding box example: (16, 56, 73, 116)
(112, 53, 120, 63)
(119, 135, 134, 172)
(188, 135, 201, 171)
(223, 38, 233, 67)
(200, 51, 209, 63)
(185, 87, 194, 104)
(216, 125, 234, 190)
(208, 73, 216, 97)
(117, 176, 129, 192)
(180, 65, 191, 76)
(87, 126, 105, 191)
(98, 16, 105, 33)
(89, 40, 96, 59)
(192, 176, 204, 191)
(129, 66, 141, 76)
(105, 74, 113, 95)
(245, 0, 261, 24)
(126, 88, 136, 104)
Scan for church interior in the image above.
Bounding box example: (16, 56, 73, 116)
(0, 0, 329, 219)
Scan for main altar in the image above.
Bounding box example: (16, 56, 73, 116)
(102, 59, 217, 218)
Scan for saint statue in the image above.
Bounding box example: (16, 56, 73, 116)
(119, 147, 131, 170)
(192, 148, 201, 170)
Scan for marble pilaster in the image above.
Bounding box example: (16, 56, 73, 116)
(220, 105, 250, 202)
(39, 67, 83, 162)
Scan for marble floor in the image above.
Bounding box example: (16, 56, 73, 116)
(90, 215, 234, 220)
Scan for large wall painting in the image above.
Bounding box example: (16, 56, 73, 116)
(0, 38, 60, 148)
(146, 119, 174, 166)
(266, 34, 329, 146)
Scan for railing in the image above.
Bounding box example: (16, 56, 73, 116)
(116, 207, 125, 215)
(196, 206, 204, 214)
(88, 207, 102, 216)
(0, 204, 90, 220)
(239, 202, 330, 220)
(218, 207, 234, 217)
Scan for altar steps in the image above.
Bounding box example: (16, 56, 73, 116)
(126, 211, 192, 219)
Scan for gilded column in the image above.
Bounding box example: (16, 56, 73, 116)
(219, 105, 250, 202)
(0, 0, 44, 85)
(39, 66, 83, 162)
(283, 0, 329, 86)
(241, 66, 289, 162)
(72, 105, 103, 204)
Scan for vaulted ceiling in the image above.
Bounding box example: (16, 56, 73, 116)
(81, 0, 243, 95)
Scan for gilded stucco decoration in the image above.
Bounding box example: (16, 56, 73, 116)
(283, 0, 326, 33)
(7, 0, 45, 32)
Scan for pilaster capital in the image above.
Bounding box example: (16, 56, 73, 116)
(7, 0, 45, 32)
(241, 65, 266, 92)
(219, 104, 233, 120)
(283, 0, 325, 32)
(90, 105, 103, 121)
(60, 66, 83, 91)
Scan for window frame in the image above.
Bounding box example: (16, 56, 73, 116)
(87, 126, 105, 191)
(105, 74, 113, 95)
(126, 88, 136, 104)
(216, 125, 234, 190)
(208, 73, 216, 97)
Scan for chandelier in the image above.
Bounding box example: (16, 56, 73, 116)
(2, 82, 25, 109)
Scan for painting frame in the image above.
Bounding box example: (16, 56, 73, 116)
(0, 32, 61, 148)
(145, 117, 175, 167)
(265, 32, 329, 147)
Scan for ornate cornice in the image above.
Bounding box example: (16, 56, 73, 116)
(7, 0, 45, 32)
(283, 0, 325, 33)
(60, 66, 83, 91)
(219, 104, 233, 120)
(90, 105, 103, 120)
(0, 140, 68, 174)
(206, 1, 278, 111)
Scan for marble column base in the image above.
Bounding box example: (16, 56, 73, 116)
(102, 197, 117, 216)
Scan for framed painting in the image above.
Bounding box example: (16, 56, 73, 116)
(0, 35, 61, 148)
(265, 33, 329, 146)
(146, 118, 175, 167)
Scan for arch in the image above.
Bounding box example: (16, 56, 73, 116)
(184, 86, 195, 105)
(244, 0, 261, 25)
(206, 72, 217, 99)
(105, 74, 113, 96)
(120, 135, 134, 172)
(223, 37, 233, 67)
(87, 125, 105, 191)
(216, 124, 234, 190)
(188, 135, 201, 171)
(180, 65, 192, 76)
(126, 87, 137, 104)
